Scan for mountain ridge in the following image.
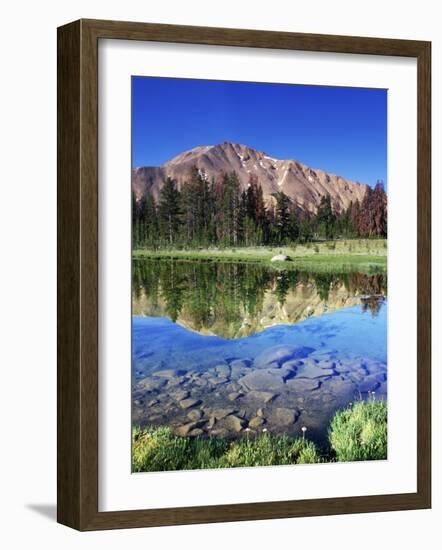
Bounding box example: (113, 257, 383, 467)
(132, 142, 368, 213)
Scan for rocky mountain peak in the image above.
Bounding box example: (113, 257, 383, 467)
(132, 142, 368, 213)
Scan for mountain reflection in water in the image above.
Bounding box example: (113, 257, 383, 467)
(132, 259, 386, 338)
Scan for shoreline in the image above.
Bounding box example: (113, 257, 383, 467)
(132, 398, 388, 472)
(133, 239, 387, 273)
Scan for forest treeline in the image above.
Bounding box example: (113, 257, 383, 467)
(132, 168, 387, 249)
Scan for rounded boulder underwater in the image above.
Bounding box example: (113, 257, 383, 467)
(254, 344, 315, 368)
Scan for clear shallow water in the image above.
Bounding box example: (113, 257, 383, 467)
(132, 302, 387, 375)
(131, 259, 387, 445)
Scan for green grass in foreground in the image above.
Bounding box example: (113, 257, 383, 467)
(132, 399, 387, 472)
(329, 398, 388, 462)
(133, 240, 387, 273)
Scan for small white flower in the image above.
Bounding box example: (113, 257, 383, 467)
(262, 428, 268, 433)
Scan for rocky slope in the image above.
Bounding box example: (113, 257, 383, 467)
(132, 142, 368, 213)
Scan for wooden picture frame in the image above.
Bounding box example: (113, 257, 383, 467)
(57, 18, 431, 530)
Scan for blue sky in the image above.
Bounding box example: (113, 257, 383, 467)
(132, 77, 387, 187)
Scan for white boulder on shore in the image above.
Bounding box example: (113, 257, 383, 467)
(270, 254, 290, 262)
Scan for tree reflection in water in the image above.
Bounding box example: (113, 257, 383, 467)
(132, 259, 387, 338)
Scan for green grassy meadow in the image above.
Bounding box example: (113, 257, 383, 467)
(133, 239, 387, 274)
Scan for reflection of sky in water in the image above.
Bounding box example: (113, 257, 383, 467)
(132, 302, 387, 376)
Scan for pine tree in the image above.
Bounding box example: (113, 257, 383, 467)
(372, 180, 387, 237)
(246, 175, 258, 221)
(229, 172, 242, 246)
(183, 167, 215, 245)
(255, 184, 268, 244)
(132, 191, 140, 248)
(288, 209, 300, 242)
(181, 175, 200, 244)
(298, 212, 313, 243)
(338, 202, 352, 237)
(216, 172, 242, 246)
(159, 177, 181, 245)
(274, 191, 291, 244)
(239, 190, 248, 245)
(198, 170, 213, 244)
(316, 194, 336, 239)
(350, 199, 361, 236)
(143, 193, 158, 247)
(359, 187, 373, 236)
(356, 182, 387, 238)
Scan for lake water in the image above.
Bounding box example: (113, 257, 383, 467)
(132, 259, 387, 446)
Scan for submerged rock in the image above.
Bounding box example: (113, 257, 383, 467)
(285, 378, 321, 392)
(214, 365, 230, 377)
(187, 409, 203, 421)
(254, 345, 314, 368)
(326, 378, 356, 397)
(245, 390, 277, 404)
(227, 392, 243, 402)
(168, 390, 190, 402)
(207, 416, 216, 429)
(230, 360, 251, 378)
(155, 369, 187, 378)
(249, 416, 265, 428)
(179, 398, 202, 409)
(217, 414, 246, 432)
(210, 427, 229, 438)
(188, 428, 204, 437)
(229, 359, 251, 370)
(267, 407, 299, 426)
(281, 359, 304, 371)
(138, 377, 167, 392)
(175, 420, 205, 437)
(295, 362, 335, 379)
(207, 377, 228, 386)
(206, 407, 237, 420)
(238, 370, 286, 391)
(357, 376, 381, 393)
